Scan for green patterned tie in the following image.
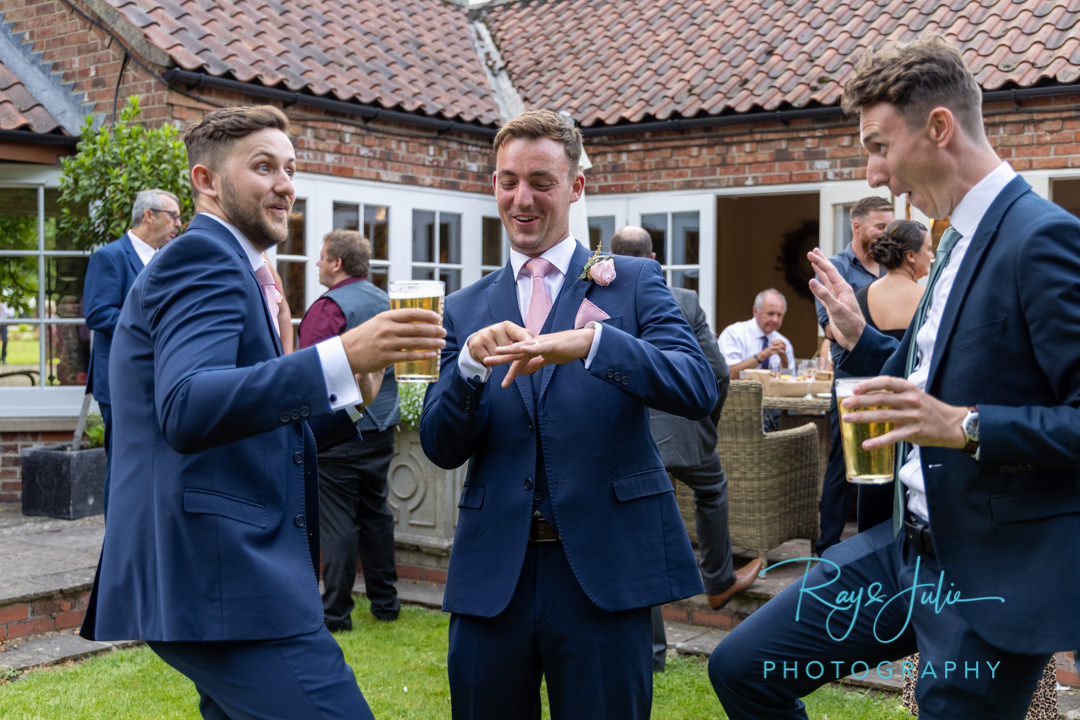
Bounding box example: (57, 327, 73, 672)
(893, 226, 962, 535)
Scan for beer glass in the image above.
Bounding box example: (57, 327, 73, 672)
(388, 280, 444, 383)
(834, 377, 895, 484)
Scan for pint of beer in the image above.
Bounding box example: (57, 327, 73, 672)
(388, 280, 445, 383)
(835, 377, 895, 484)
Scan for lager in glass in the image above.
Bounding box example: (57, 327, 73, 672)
(835, 377, 894, 484)
(388, 280, 444, 383)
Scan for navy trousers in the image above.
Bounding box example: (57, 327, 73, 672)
(448, 540, 653, 720)
(150, 627, 373, 720)
(708, 521, 1049, 720)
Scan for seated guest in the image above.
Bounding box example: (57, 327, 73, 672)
(855, 219, 933, 341)
(718, 288, 795, 381)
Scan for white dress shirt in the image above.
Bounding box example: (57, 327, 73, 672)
(201, 212, 363, 414)
(717, 318, 795, 373)
(899, 162, 1016, 523)
(458, 234, 603, 382)
(127, 229, 157, 267)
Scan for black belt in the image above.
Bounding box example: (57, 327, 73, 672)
(903, 516, 936, 557)
(529, 514, 560, 543)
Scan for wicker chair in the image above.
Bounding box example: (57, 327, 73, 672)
(675, 380, 820, 569)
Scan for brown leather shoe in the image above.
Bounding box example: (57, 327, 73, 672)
(707, 558, 764, 610)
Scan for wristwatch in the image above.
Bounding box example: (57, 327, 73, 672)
(961, 406, 979, 458)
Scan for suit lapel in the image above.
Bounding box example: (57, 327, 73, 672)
(121, 234, 145, 273)
(925, 177, 1029, 389)
(486, 263, 535, 422)
(537, 241, 590, 399)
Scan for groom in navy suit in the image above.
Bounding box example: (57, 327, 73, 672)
(709, 36, 1080, 719)
(420, 109, 717, 719)
(80, 106, 445, 719)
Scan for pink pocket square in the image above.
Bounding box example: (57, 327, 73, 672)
(574, 298, 611, 329)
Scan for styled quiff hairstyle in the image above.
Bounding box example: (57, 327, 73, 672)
(869, 219, 928, 270)
(183, 105, 291, 171)
(493, 109, 583, 179)
(850, 195, 893, 222)
(322, 229, 371, 279)
(841, 36, 985, 140)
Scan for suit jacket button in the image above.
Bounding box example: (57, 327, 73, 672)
(606, 369, 614, 379)
(299, 406, 310, 418)
(292, 451, 304, 464)
(621, 377, 629, 386)
(294, 514, 306, 528)
(523, 477, 533, 491)
(290, 410, 301, 421)
(279, 412, 290, 423)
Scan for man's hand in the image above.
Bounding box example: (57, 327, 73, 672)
(487, 327, 596, 388)
(354, 369, 385, 408)
(466, 321, 534, 366)
(763, 340, 788, 365)
(340, 308, 445, 374)
(839, 376, 968, 450)
(807, 248, 866, 350)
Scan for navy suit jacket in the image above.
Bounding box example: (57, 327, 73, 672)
(81, 215, 357, 642)
(841, 177, 1080, 654)
(83, 233, 144, 405)
(420, 243, 716, 616)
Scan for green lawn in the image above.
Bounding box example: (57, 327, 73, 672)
(2, 336, 39, 366)
(0, 598, 909, 719)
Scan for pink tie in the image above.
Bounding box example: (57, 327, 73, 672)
(524, 257, 555, 335)
(255, 262, 282, 337)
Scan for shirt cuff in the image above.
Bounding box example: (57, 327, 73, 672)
(457, 331, 491, 383)
(583, 321, 603, 369)
(316, 337, 364, 410)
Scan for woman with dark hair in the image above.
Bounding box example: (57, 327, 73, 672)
(854, 218, 934, 340)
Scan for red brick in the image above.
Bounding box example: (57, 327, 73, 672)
(54, 609, 86, 630)
(689, 609, 736, 629)
(0, 603, 29, 625)
(6, 616, 54, 640)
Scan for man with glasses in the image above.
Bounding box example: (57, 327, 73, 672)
(84, 189, 183, 476)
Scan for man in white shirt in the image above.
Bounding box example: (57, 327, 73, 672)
(718, 288, 795, 381)
(83, 189, 183, 455)
(710, 36, 1080, 720)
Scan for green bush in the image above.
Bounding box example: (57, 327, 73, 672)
(58, 96, 191, 252)
(82, 413, 105, 449)
(397, 381, 429, 431)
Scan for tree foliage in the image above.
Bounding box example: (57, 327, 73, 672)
(57, 96, 191, 251)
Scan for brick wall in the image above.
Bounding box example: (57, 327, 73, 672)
(0, 430, 71, 503)
(0, 589, 91, 642)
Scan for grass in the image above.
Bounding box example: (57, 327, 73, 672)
(2, 336, 40, 366)
(0, 598, 910, 719)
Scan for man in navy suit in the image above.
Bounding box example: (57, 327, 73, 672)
(83, 188, 182, 455)
(420, 110, 717, 719)
(80, 106, 445, 719)
(709, 36, 1080, 719)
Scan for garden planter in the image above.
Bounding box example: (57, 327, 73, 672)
(20, 444, 106, 519)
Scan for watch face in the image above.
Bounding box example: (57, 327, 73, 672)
(963, 412, 979, 441)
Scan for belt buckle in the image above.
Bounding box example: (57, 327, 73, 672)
(904, 517, 935, 557)
(530, 516, 560, 543)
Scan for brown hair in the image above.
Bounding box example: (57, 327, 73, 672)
(323, 229, 371, 279)
(183, 105, 291, 170)
(869, 219, 927, 270)
(610, 226, 653, 258)
(850, 196, 894, 222)
(493, 109, 582, 178)
(841, 36, 984, 140)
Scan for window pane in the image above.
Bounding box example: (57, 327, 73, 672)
(369, 265, 389, 291)
(587, 215, 615, 252)
(671, 212, 699, 265)
(439, 213, 461, 264)
(482, 216, 503, 266)
(0, 188, 39, 251)
(641, 213, 666, 264)
(47, 256, 89, 320)
(412, 210, 435, 263)
(671, 269, 699, 293)
(364, 205, 389, 260)
(332, 201, 359, 232)
(412, 266, 436, 281)
(41, 190, 65, 250)
(439, 268, 461, 294)
(44, 322, 89, 386)
(284, 199, 307, 255)
(0, 325, 41, 386)
(277, 259, 305, 318)
(2, 256, 38, 318)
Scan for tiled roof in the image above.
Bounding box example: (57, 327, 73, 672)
(100, 0, 1080, 130)
(0, 60, 67, 134)
(103, 0, 503, 125)
(481, 0, 1080, 127)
